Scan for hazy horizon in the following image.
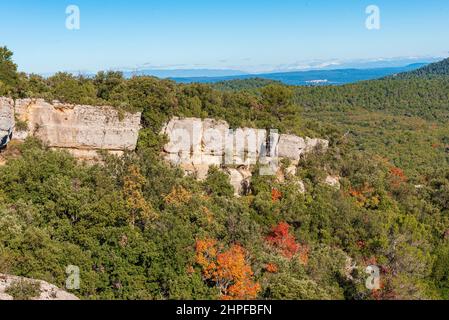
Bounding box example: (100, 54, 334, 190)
(1, 0, 448, 74)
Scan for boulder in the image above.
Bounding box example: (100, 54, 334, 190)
(305, 137, 329, 153)
(278, 134, 306, 160)
(225, 167, 251, 196)
(285, 165, 297, 177)
(0, 274, 79, 300)
(296, 180, 306, 194)
(325, 175, 341, 189)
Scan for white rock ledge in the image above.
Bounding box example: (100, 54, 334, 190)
(0, 97, 142, 161)
(161, 117, 330, 195)
(0, 274, 79, 300)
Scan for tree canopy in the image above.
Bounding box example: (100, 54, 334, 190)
(1, 50, 449, 300)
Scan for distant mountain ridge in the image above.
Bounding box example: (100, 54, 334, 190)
(122, 69, 247, 78)
(38, 61, 438, 86)
(170, 63, 428, 86)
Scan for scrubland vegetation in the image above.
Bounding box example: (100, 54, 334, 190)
(1, 47, 449, 300)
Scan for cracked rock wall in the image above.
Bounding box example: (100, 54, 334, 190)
(0, 97, 141, 160)
(162, 117, 330, 195)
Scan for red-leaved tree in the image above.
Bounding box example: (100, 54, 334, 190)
(266, 222, 304, 260)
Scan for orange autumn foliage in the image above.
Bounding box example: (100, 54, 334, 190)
(195, 239, 260, 300)
(264, 263, 279, 273)
(364, 256, 378, 267)
(271, 188, 282, 202)
(349, 183, 374, 198)
(431, 143, 440, 149)
(348, 183, 379, 208)
(357, 240, 367, 249)
(195, 239, 218, 280)
(298, 245, 309, 265)
(389, 166, 408, 188)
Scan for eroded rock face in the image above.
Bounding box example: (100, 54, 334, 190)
(278, 134, 306, 161)
(162, 117, 329, 195)
(0, 274, 79, 300)
(0, 98, 14, 141)
(224, 167, 252, 196)
(0, 98, 142, 161)
(305, 137, 329, 153)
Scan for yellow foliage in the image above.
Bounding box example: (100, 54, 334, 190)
(164, 185, 192, 206)
(123, 165, 157, 226)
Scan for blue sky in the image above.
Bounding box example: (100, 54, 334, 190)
(0, 0, 448, 73)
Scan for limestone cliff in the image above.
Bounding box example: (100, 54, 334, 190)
(1, 98, 337, 194)
(161, 117, 332, 195)
(0, 97, 141, 160)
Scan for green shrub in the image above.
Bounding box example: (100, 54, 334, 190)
(5, 279, 41, 300)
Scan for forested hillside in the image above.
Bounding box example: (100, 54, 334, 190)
(1, 47, 449, 300)
(395, 58, 449, 78)
(211, 78, 281, 91)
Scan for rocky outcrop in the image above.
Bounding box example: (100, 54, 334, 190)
(0, 98, 14, 149)
(2, 98, 336, 194)
(0, 97, 141, 161)
(0, 274, 79, 300)
(325, 175, 341, 189)
(162, 117, 330, 195)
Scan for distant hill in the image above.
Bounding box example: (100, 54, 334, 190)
(170, 64, 427, 86)
(393, 58, 449, 78)
(211, 78, 281, 91)
(122, 69, 247, 78)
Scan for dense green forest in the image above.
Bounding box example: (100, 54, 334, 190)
(211, 78, 282, 91)
(394, 58, 449, 79)
(1, 47, 449, 300)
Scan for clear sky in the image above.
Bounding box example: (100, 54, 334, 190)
(0, 0, 448, 73)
